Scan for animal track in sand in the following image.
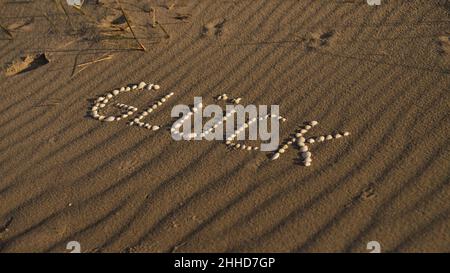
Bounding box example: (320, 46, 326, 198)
(202, 19, 226, 38)
(305, 30, 337, 51)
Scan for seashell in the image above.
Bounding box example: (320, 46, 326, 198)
(253, 146, 259, 150)
(145, 124, 151, 129)
(281, 118, 287, 122)
(282, 144, 288, 149)
(304, 162, 311, 167)
(138, 82, 146, 89)
(297, 140, 305, 147)
(241, 145, 246, 149)
(225, 140, 231, 145)
(127, 111, 134, 115)
(217, 95, 223, 100)
(152, 104, 158, 109)
(98, 115, 105, 121)
(300, 129, 308, 134)
(120, 87, 126, 92)
(161, 98, 166, 102)
(326, 135, 333, 140)
(343, 131, 350, 136)
(298, 136, 306, 143)
(126, 87, 131, 91)
(92, 106, 98, 111)
(305, 125, 312, 130)
(146, 84, 153, 90)
(307, 138, 315, 144)
(121, 114, 129, 118)
(317, 136, 325, 142)
(271, 152, 280, 160)
(235, 144, 241, 148)
(157, 101, 162, 106)
(287, 141, 293, 145)
(103, 99, 109, 104)
(246, 146, 252, 151)
(132, 85, 138, 89)
(334, 133, 342, 139)
(99, 103, 106, 108)
(106, 93, 113, 99)
(295, 133, 303, 138)
(112, 90, 120, 96)
(300, 146, 308, 152)
(105, 116, 115, 122)
(278, 148, 285, 154)
(301, 151, 311, 159)
(311, 120, 318, 126)
(128, 121, 134, 126)
(97, 96, 105, 101)
(153, 85, 160, 90)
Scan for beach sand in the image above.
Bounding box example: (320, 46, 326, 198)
(0, 0, 448, 252)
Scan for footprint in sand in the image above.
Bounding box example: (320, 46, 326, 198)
(305, 30, 337, 51)
(202, 19, 226, 38)
(5, 53, 49, 76)
(437, 34, 450, 56)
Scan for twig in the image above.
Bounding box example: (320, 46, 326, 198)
(115, 0, 146, 51)
(0, 23, 13, 39)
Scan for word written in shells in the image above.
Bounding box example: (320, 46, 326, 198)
(88, 83, 350, 167)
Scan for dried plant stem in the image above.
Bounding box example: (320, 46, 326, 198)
(150, 7, 156, 28)
(0, 23, 13, 39)
(115, 0, 146, 51)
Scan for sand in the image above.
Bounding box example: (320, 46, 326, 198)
(0, 0, 449, 253)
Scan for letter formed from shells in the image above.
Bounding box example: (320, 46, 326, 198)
(89, 81, 170, 132)
(269, 120, 350, 167)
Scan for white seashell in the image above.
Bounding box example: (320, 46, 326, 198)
(217, 95, 223, 100)
(169, 92, 174, 96)
(98, 115, 105, 121)
(138, 82, 146, 89)
(113, 90, 120, 96)
(120, 87, 126, 92)
(99, 103, 106, 108)
(121, 114, 129, 118)
(298, 137, 306, 143)
(283, 144, 288, 149)
(300, 129, 308, 134)
(326, 135, 333, 140)
(126, 87, 131, 91)
(128, 121, 134, 126)
(161, 98, 166, 102)
(103, 99, 109, 104)
(105, 116, 115, 122)
(106, 93, 113, 99)
(300, 146, 308, 152)
(297, 141, 305, 147)
(278, 148, 285, 154)
(153, 85, 160, 90)
(157, 101, 162, 106)
(146, 84, 153, 90)
(295, 133, 303, 138)
(343, 131, 350, 136)
(304, 162, 311, 167)
(335, 133, 342, 139)
(305, 125, 312, 130)
(281, 118, 287, 122)
(318, 136, 325, 142)
(287, 141, 293, 145)
(132, 85, 138, 90)
(235, 144, 241, 148)
(97, 96, 105, 101)
(311, 120, 318, 126)
(271, 152, 280, 160)
(225, 140, 231, 145)
(301, 151, 311, 159)
(152, 104, 158, 109)
(307, 138, 315, 144)
(241, 145, 246, 149)
(253, 147, 259, 150)
(92, 106, 98, 111)
(246, 146, 252, 151)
